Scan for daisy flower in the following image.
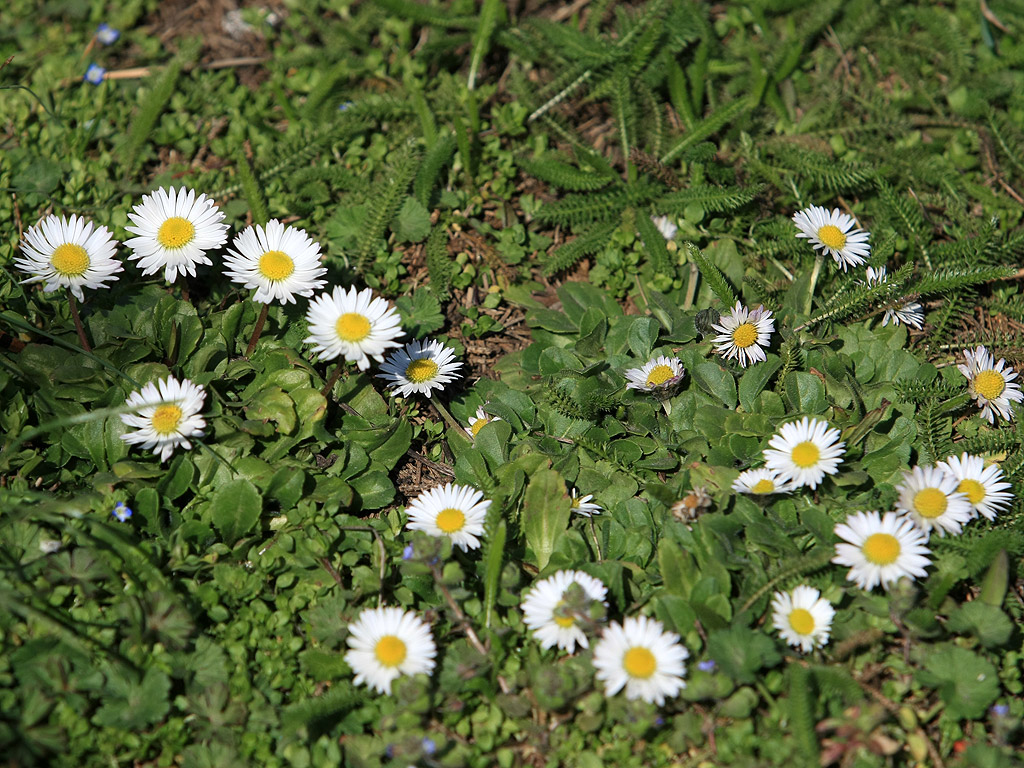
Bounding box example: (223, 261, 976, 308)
(404, 482, 489, 551)
(570, 488, 602, 517)
(883, 301, 924, 329)
(731, 468, 795, 496)
(651, 215, 678, 241)
(770, 585, 835, 653)
(521, 570, 608, 652)
(762, 417, 845, 490)
(223, 219, 327, 304)
(124, 187, 228, 282)
(864, 265, 888, 286)
(832, 511, 931, 591)
(958, 345, 1024, 424)
(592, 615, 689, 705)
(466, 406, 502, 439)
(304, 285, 404, 371)
(894, 464, 972, 537)
(119, 376, 206, 462)
(377, 339, 462, 398)
(792, 205, 870, 271)
(710, 301, 775, 368)
(624, 356, 685, 392)
(937, 453, 1014, 522)
(14, 214, 122, 301)
(344, 606, 436, 695)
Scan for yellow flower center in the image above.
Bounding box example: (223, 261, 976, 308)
(623, 647, 657, 679)
(335, 313, 371, 342)
(817, 224, 847, 250)
(645, 364, 675, 387)
(791, 441, 821, 468)
(973, 370, 1006, 401)
(258, 250, 295, 281)
(751, 478, 776, 494)
(553, 601, 575, 629)
(470, 418, 489, 437)
(788, 608, 816, 636)
(958, 478, 986, 505)
(435, 507, 465, 533)
(150, 405, 183, 435)
(913, 487, 947, 519)
(862, 533, 901, 565)
(50, 243, 90, 277)
(374, 635, 407, 667)
(157, 216, 195, 249)
(405, 358, 439, 383)
(732, 322, 758, 349)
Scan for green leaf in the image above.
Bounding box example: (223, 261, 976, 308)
(626, 317, 661, 359)
(692, 362, 737, 409)
(947, 602, 1014, 649)
(707, 626, 780, 684)
(93, 668, 171, 730)
(784, 372, 827, 414)
(245, 386, 297, 434)
(522, 469, 570, 570)
(351, 470, 395, 510)
(394, 196, 432, 242)
(395, 288, 446, 339)
(917, 646, 1000, 719)
(210, 479, 262, 545)
(738, 355, 782, 412)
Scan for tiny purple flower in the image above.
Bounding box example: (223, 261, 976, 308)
(421, 737, 436, 755)
(697, 660, 717, 672)
(112, 502, 133, 522)
(338, 101, 354, 111)
(402, 543, 414, 560)
(992, 704, 1010, 717)
(96, 23, 120, 45)
(84, 64, 106, 85)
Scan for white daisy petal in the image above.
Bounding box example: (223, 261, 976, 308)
(882, 301, 924, 329)
(624, 355, 685, 392)
(304, 285, 404, 370)
(14, 214, 122, 301)
(119, 376, 206, 462)
(937, 452, 1014, 522)
(731, 468, 795, 496)
(404, 482, 489, 551)
(770, 585, 835, 653)
(711, 301, 775, 368)
(223, 219, 327, 304)
(569, 488, 602, 518)
(832, 511, 932, 591)
(592, 616, 689, 705)
(792, 205, 870, 271)
(521, 570, 608, 652)
(957, 345, 1024, 424)
(466, 406, 502, 439)
(650, 215, 678, 241)
(124, 187, 228, 282)
(762, 416, 845, 490)
(894, 464, 973, 538)
(377, 339, 462, 398)
(344, 606, 436, 695)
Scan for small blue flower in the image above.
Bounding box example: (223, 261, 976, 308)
(421, 737, 436, 755)
(992, 704, 1010, 717)
(402, 543, 415, 560)
(697, 660, 717, 672)
(112, 502, 133, 522)
(84, 64, 106, 85)
(654, 716, 665, 726)
(338, 101, 354, 112)
(96, 23, 120, 45)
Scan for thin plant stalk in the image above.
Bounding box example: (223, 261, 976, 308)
(431, 397, 465, 434)
(67, 291, 92, 353)
(321, 361, 346, 397)
(803, 252, 825, 316)
(245, 303, 269, 358)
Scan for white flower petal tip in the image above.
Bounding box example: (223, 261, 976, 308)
(792, 205, 870, 271)
(377, 338, 462, 398)
(569, 488, 602, 518)
(344, 606, 436, 695)
(832, 511, 932, 591)
(624, 356, 685, 393)
(762, 416, 845, 490)
(466, 406, 502, 439)
(404, 482, 490, 551)
(711, 301, 775, 368)
(958, 345, 1024, 424)
(521, 570, 608, 652)
(224, 219, 327, 304)
(14, 214, 122, 301)
(124, 187, 228, 283)
(937, 452, 1014, 522)
(119, 376, 206, 462)
(731, 468, 795, 496)
(650, 215, 678, 241)
(894, 464, 973, 538)
(304, 285, 404, 370)
(592, 615, 689, 705)
(770, 585, 835, 653)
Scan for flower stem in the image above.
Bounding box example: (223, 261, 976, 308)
(431, 397, 464, 434)
(67, 292, 92, 353)
(320, 361, 345, 397)
(244, 303, 269, 358)
(803, 251, 825, 316)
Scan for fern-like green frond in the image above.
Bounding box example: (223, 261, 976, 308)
(685, 242, 737, 307)
(542, 223, 619, 277)
(355, 140, 422, 271)
(517, 155, 616, 192)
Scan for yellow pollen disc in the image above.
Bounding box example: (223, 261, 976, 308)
(973, 370, 1006, 401)
(335, 313, 371, 342)
(913, 488, 947, 519)
(470, 418, 489, 437)
(751, 478, 776, 494)
(788, 608, 816, 636)
(791, 441, 820, 468)
(553, 603, 575, 629)
(405, 358, 439, 383)
(374, 635, 407, 667)
(150, 405, 183, 435)
(623, 647, 657, 679)
(958, 478, 986, 505)
(50, 243, 90, 277)
(862, 533, 900, 565)
(817, 224, 847, 250)
(156, 216, 196, 249)
(732, 323, 758, 349)
(258, 250, 295, 281)
(645, 364, 675, 387)
(435, 507, 465, 533)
